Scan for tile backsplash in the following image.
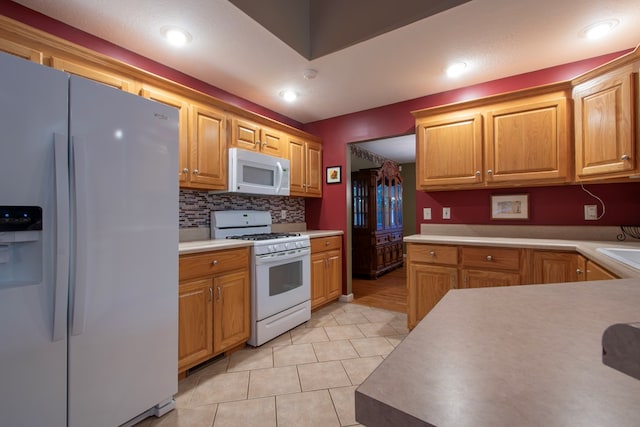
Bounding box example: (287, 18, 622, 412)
(179, 189, 305, 229)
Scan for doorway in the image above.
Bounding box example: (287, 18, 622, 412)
(346, 135, 416, 312)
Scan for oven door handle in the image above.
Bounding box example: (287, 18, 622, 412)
(255, 248, 310, 264)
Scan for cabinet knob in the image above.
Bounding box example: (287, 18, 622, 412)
(182, 168, 189, 173)
(193, 169, 199, 175)
(475, 171, 481, 176)
(262, 141, 268, 147)
(576, 268, 583, 275)
(487, 169, 493, 175)
(255, 140, 261, 146)
(621, 154, 630, 161)
(429, 250, 436, 256)
(211, 260, 218, 265)
(486, 255, 493, 261)
(325, 241, 330, 246)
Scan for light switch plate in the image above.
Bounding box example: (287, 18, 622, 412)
(423, 208, 432, 220)
(443, 207, 451, 220)
(584, 205, 597, 220)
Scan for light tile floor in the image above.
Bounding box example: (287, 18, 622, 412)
(134, 301, 408, 427)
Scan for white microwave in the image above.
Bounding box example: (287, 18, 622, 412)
(227, 148, 290, 196)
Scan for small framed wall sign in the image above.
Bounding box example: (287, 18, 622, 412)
(491, 194, 529, 220)
(326, 166, 342, 184)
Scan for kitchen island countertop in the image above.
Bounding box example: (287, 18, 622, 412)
(355, 277, 640, 427)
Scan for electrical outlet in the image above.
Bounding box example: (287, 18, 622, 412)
(280, 210, 287, 219)
(584, 205, 597, 220)
(423, 208, 432, 220)
(442, 207, 451, 220)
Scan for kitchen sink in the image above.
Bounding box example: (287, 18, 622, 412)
(597, 247, 640, 270)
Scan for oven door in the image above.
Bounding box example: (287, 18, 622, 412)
(253, 247, 310, 321)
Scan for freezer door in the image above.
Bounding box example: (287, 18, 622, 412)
(67, 76, 179, 427)
(0, 53, 69, 426)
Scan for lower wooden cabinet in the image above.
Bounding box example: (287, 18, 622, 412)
(407, 243, 458, 329)
(310, 236, 342, 310)
(407, 244, 620, 330)
(531, 250, 618, 283)
(178, 247, 250, 374)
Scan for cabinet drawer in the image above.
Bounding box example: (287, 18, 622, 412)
(460, 246, 521, 271)
(179, 247, 250, 281)
(311, 235, 341, 252)
(409, 244, 458, 266)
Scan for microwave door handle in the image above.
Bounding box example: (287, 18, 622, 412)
(275, 162, 283, 193)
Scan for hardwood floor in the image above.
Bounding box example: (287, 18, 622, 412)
(352, 263, 407, 313)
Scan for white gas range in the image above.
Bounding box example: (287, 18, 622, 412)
(211, 210, 311, 346)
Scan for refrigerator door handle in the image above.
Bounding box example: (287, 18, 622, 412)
(70, 136, 88, 336)
(53, 133, 69, 342)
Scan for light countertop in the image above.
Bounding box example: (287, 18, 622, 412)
(178, 230, 343, 255)
(356, 278, 640, 426)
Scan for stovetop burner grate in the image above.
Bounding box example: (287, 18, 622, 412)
(226, 232, 301, 241)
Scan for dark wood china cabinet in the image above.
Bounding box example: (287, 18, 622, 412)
(352, 161, 403, 278)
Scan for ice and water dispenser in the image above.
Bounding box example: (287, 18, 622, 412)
(0, 206, 43, 286)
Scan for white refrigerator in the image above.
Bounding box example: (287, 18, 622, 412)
(0, 52, 179, 426)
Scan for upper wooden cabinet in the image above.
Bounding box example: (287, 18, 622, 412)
(485, 94, 570, 185)
(573, 64, 637, 180)
(50, 56, 136, 93)
(141, 86, 227, 190)
(413, 83, 572, 191)
(230, 115, 286, 157)
(415, 113, 483, 188)
(288, 136, 323, 197)
(0, 38, 43, 63)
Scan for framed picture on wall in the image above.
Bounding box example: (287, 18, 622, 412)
(491, 194, 529, 220)
(326, 166, 342, 184)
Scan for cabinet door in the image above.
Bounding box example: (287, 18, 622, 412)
(178, 278, 213, 372)
(50, 57, 135, 93)
(310, 251, 327, 309)
(416, 114, 483, 188)
(326, 249, 342, 300)
(462, 269, 521, 288)
(486, 96, 570, 184)
(532, 251, 586, 284)
(305, 140, 323, 197)
(574, 68, 635, 179)
(0, 38, 43, 63)
(288, 138, 306, 195)
(408, 264, 457, 329)
(213, 270, 250, 352)
(585, 260, 618, 281)
(230, 116, 260, 151)
(189, 104, 227, 189)
(140, 87, 190, 185)
(260, 126, 285, 157)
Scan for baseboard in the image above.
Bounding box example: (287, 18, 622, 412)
(339, 293, 354, 303)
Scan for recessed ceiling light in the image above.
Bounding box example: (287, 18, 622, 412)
(161, 26, 192, 47)
(279, 90, 298, 102)
(446, 62, 467, 78)
(580, 19, 619, 40)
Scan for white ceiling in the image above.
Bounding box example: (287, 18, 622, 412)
(356, 135, 417, 165)
(12, 0, 640, 129)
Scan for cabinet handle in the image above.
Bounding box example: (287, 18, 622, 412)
(216, 286, 221, 301)
(211, 260, 218, 266)
(182, 168, 189, 173)
(487, 169, 493, 175)
(208, 287, 213, 302)
(193, 169, 199, 175)
(429, 250, 436, 256)
(621, 154, 630, 161)
(486, 255, 493, 261)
